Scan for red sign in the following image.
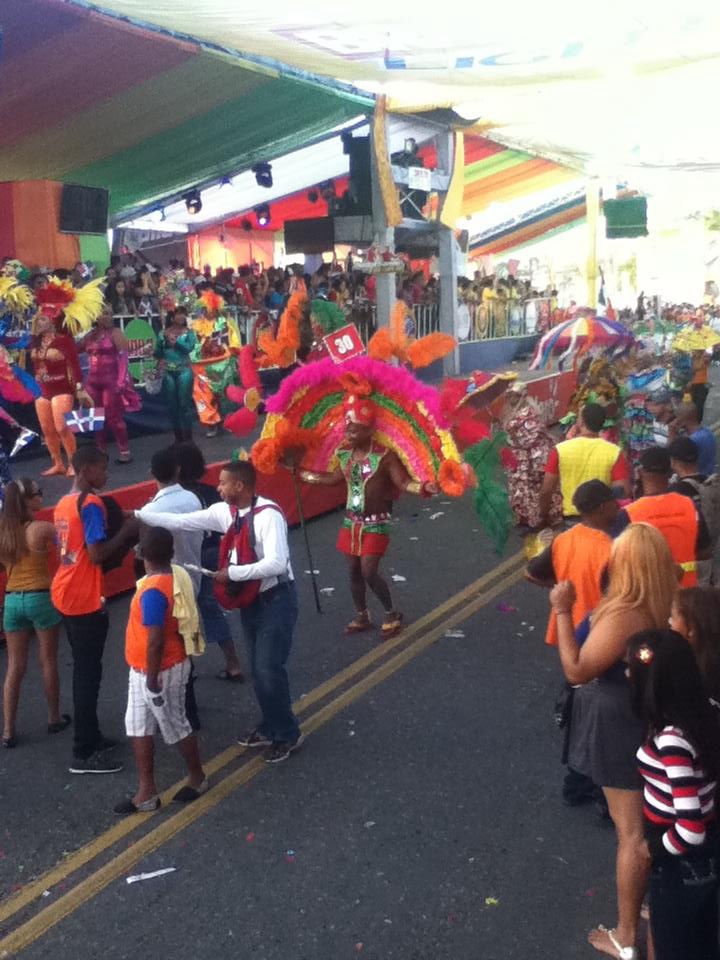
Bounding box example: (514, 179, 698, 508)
(323, 323, 365, 363)
(526, 370, 577, 425)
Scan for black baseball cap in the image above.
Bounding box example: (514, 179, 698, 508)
(572, 480, 616, 515)
(640, 446, 672, 475)
(667, 436, 699, 465)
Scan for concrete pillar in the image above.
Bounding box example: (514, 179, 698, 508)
(437, 131, 460, 376)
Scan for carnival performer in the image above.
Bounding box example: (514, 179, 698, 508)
(298, 392, 437, 639)
(31, 278, 101, 476)
(189, 291, 238, 438)
(81, 301, 140, 464)
(501, 382, 562, 529)
(155, 308, 197, 441)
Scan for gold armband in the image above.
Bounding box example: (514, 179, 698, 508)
(405, 480, 422, 494)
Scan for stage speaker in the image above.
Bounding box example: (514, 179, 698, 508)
(347, 136, 372, 216)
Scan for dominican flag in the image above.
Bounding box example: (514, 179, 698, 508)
(9, 427, 38, 459)
(64, 407, 105, 434)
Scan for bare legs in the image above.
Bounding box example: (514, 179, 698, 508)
(347, 555, 393, 617)
(588, 787, 649, 956)
(35, 396, 76, 475)
(2, 626, 61, 740)
(130, 733, 205, 805)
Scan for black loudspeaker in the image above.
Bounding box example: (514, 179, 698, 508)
(59, 184, 109, 234)
(604, 196, 648, 239)
(347, 136, 372, 215)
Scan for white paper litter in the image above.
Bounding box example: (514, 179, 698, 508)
(364, 821, 376, 829)
(409, 536, 419, 541)
(391, 574, 406, 582)
(126, 867, 177, 885)
(304, 569, 320, 575)
(444, 630, 466, 639)
(319, 587, 335, 594)
(429, 512, 444, 520)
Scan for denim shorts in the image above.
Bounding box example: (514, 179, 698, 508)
(4, 590, 62, 632)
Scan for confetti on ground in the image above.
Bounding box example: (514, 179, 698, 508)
(429, 512, 445, 520)
(304, 569, 320, 575)
(319, 587, 335, 594)
(245, 832, 255, 843)
(585, 888, 597, 898)
(286, 849, 296, 862)
(384, 918, 392, 925)
(41, 890, 50, 897)
(391, 574, 406, 582)
(355, 943, 364, 952)
(444, 629, 465, 639)
(126, 867, 177, 885)
(485, 897, 499, 907)
(497, 602, 518, 613)
(409, 536, 419, 541)
(364, 821, 376, 829)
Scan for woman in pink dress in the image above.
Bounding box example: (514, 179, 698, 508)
(81, 302, 139, 463)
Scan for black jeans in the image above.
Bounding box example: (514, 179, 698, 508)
(690, 382, 710, 422)
(238, 582, 300, 744)
(650, 852, 720, 960)
(64, 609, 109, 759)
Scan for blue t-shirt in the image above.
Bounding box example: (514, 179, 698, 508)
(81, 503, 106, 545)
(691, 428, 717, 477)
(140, 588, 168, 627)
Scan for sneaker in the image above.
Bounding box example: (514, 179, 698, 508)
(69, 753, 123, 775)
(263, 735, 305, 764)
(237, 729, 272, 749)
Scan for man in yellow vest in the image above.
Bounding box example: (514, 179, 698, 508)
(612, 446, 710, 587)
(538, 403, 630, 527)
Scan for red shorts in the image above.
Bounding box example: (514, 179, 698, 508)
(336, 523, 390, 558)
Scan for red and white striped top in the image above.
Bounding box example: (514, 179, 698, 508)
(637, 726, 716, 856)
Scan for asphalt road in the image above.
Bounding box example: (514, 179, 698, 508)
(2, 378, 719, 960)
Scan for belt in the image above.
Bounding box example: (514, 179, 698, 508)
(259, 580, 294, 602)
(6, 588, 50, 594)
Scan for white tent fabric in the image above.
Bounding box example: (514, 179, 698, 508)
(70, 0, 720, 183)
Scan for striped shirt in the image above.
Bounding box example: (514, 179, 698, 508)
(637, 726, 716, 856)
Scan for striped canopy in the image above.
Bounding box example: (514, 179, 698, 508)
(0, 0, 371, 219)
(530, 314, 636, 370)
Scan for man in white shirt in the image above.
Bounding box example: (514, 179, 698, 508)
(141, 447, 203, 594)
(135, 460, 301, 764)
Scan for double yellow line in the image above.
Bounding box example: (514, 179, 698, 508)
(0, 550, 525, 956)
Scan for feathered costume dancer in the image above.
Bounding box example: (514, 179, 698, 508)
(439, 371, 517, 551)
(368, 301, 456, 370)
(0, 277, 43, 491)
(31, 277, 102, 475)
(190, 290, 239, 436)
(252, 356, 465, 639)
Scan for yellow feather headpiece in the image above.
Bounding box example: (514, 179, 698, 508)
(0, 276, 35, 318)
(36, 276, 106, 336)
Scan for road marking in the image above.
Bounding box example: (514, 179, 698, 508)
(0, 567, 524, 957)
(0, 550, 524, 930)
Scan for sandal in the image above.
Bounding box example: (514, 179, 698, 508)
(216, 670, 245, 683)
(113, 796, 160, 816)
(345, 611, 373, 634)
(48, 714, 72, 735)
(588, 925, 638, 960)
(380, 612, 404, 640)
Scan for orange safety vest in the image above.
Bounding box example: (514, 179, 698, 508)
(545, 524, 613, 646)
(624, 493, 698, 586)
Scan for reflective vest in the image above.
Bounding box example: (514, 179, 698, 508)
(625, 493, 698, 586)
(545, 524, 612, 646)
(556, 436, 622, 516)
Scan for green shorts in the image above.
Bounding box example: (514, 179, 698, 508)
(3, 591, 62, 633)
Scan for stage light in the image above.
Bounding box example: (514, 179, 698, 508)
(404, 137, 417, 155)
(307, 189, 319, 204)
(255, 204, 271, 227)
(341, 130, 353, 155)
(252, 162, 273, 189)
(183, 189, 202, 215)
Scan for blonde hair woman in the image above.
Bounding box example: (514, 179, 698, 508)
(550, 524, 680, 960)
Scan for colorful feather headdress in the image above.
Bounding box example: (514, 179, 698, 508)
(35, 276, 105, 336)
(368, 301, 456, 370)
(257, 289, 305, 368)
(251, 355, 465, 496)
(0, 276, 35, 321)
